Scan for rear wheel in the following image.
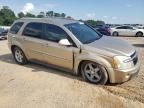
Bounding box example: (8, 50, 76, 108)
(81, 61, 108, 85)
(12, 47, 28, 65)
(112, 32, 119, 36)
(136, 32, 143, 37)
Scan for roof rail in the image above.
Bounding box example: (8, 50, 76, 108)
(20, 16, 75, 20)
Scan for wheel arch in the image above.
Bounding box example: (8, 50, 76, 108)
(76, 59, 111, 83)
(136, 31, 143, 36)
(10, 44, 28, 59)
(74, 55, 113, 83)
(11, 45, 23, 53)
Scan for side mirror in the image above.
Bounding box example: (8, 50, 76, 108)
(59, 39, 72, 46)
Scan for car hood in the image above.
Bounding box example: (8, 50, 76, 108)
(85, 36, 135, 57)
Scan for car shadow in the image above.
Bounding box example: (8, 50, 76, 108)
(0, 53, 121, 86)
(0, 53, 83, 82)
(133, 44, 144, 48)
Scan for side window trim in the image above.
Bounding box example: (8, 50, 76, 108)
(43, 23, 77, 47)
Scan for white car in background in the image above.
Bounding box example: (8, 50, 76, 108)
(111, 25, 144, 37)
(137, 25, 144, 29)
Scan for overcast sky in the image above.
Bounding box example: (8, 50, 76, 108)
(0, 0, 144, 24)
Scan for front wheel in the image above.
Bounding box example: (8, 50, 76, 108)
(81, 61, 108, 85)
(12, 47, 28, 65)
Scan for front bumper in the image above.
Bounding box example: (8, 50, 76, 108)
(109, 57, 140, 83)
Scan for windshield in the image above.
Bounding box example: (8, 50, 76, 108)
(65, 23, 102, 44)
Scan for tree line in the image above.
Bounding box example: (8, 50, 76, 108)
(0, 6, 105, 26)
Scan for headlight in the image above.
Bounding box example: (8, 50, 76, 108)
(112, 56, 134, 70)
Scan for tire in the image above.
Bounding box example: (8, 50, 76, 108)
(112, 32, 119, 36)
(81, 61, 108, 85)
(12, 47, 28, 65)
(136, 32, 143, 37)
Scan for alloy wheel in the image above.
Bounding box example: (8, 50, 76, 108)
(15, 49, 24, 63)
(84, 63, 102, 83)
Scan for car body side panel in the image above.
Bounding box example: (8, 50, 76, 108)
(118, 29, 128, 36)
(125, 29, 136, 36)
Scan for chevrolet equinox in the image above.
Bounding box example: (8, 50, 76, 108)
(8, 18, 140, 84)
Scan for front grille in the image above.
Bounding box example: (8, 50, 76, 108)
(130, 51, 138, 65)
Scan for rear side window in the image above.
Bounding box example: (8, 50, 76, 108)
(10, 22, 24, 34)
(23, 22, 42, 38)
(125, 26, 133, 29)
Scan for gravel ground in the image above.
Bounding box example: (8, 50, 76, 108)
(0, 37, 144, 108)
(103, 37, 144, 103)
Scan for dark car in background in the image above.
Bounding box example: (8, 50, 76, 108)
(0, 28, 8, 40)
(93, 25, 111, 36)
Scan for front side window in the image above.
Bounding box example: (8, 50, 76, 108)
(10, 22, 24, 34)
(65, 23, 102, 44)
(23, 22, 42, 38)
(44, 24, 68, 42)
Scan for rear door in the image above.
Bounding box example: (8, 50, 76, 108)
(125, 26, 136, 36)
(21, 22, 45, 61)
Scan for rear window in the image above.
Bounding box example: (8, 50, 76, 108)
(10, 22, 24, 34)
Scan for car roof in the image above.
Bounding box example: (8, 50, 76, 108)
(16, 17, 79, 26)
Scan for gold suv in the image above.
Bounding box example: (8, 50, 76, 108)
(8, 18, 140, 84)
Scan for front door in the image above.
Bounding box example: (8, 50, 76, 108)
(116, 26, 128, 36)
(41, 24, 78, 70)
(42, 40, 75, 70)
